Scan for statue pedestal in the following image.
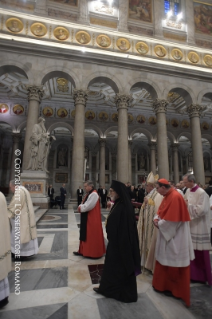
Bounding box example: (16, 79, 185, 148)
(21, 170, 50, 208)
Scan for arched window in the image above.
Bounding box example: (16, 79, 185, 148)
(164, 0, 181, 16)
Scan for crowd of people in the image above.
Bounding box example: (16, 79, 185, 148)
(1, 173, 212, 309)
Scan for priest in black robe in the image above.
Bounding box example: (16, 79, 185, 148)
(93, 180, 141, 303)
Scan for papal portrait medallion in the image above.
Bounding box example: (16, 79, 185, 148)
(188, 52, 199, 64)
(75, 31, 91, 45)
(6, 17, 24, 34)
(31, 22, 47, 37)
(136, 42, 149, 55)
(54, 26, 69, 41)
(116, 38, 131, 51)
(96, 34, 111, 48)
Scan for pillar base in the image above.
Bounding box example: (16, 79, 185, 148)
(21, 170, 50, 208)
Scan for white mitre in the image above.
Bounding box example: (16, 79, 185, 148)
(146, 172, 159, 185)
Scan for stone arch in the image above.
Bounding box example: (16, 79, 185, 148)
(176, 132, 192, 143)
(162, 83, 195, 105)
(166, 131, 176, 144)
(47, 122, 74, 135)
(84, 124, 103, 138)
(41, 70, 76, 87)
(202, 134, 212, 148)
(130, 127, 153, 143)
(128, 79, 161, 100)
(0, 121, 14, 132)
(197, 88, 212, 104)
(104, 126, 119, 138)
(17, 121, 27, 133)
(0, 64, 28, 80)
(85, 72, 122, 93)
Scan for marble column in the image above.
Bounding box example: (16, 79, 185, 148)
(78, 0, 89, 24)
(172, 144, 179, 184)
(185, 0, 195, 45)
(153, 0, 164, 39)
(99, 139, 106, 187)
(149, 142, 157, 174)
(23, 86, 44, 170)
(115, 94, 132, 183)
(128, 140, 132, 184)
(9, 133, 22, 181)
(118, 0, 129, 32)
(71, 89, 88, 201)
(34, 0, 47, 14)
(186, 104, 205, 185)
(153, 99, 169, 179)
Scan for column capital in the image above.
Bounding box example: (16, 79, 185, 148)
(26, 85, 44, 102)
(149, 141, 157, 150)
(73, 89, 89, 106)
(12, 132, 22, 143)
(115, 94, 132, 110)
(99, 138, 106, 146)
(186, 104, 205, 118)
(153, 99, 168, 114)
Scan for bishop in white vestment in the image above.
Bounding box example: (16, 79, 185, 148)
(8, 181, 38, 260)
(183, 174, 212, 286)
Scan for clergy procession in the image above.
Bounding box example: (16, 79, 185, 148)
(0, 173, 211, 312)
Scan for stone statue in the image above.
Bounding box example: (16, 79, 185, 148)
(57, 147, 68, 167)
(139, 154, 145, 170)
(27, 117, 56, 172)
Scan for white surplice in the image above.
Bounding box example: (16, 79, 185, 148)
(10, 218, 38, 256)
(185, 186, 211, 250)
(79, 192, 99, 212)
(154, 217, 194, 267)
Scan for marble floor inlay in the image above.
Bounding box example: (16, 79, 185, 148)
(0, 205, 211, 319)
(88, 264, 104, 284)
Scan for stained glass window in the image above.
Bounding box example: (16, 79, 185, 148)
(164, 0, 181, 16)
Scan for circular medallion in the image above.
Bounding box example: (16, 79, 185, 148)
(136, 115, 145, 124)
(13, 104, 24, 115)
(43, 107, 53, 117)
(135, 42, 149, 55)
(53, 26, 69, 41)
(116, 38, 131, 51)
(149, 116, 157, 125)
(154, 45, 166, 58)
(85, 110, 95, 120)
(57, 108, 68, 118)
(188, 52, 199, 64)
(203, 55, 212, 67)
(181, 119, 189, 129)
(171, 48, 183, 61)
(171, 118, 179, 128)
(75, 31, 91, 45)
(0, 103, 9, 114)
(71, 110, 75, 118)
(6, 17, 24, 34)
(128, 114, 133, 123)
(202, 122, 209, 130)
(112, 113, 118, 122)
(30, 22, 47, 37)
(96, 34, 111, 48)
(99, 111, 108, 121)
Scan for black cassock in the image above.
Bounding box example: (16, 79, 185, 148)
(99, 198, 141, 303)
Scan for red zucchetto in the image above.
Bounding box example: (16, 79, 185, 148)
(158, 178, 169, 185)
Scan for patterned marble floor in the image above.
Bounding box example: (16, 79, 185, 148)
(0, 206, 211, 319)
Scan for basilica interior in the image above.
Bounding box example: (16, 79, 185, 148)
(0, 1, 212, 318)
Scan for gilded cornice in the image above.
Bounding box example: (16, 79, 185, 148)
(1, 9, 212, 76)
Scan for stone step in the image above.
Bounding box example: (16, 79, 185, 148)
(35, 208, 48, 223)
(33, 206, 40, 213)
